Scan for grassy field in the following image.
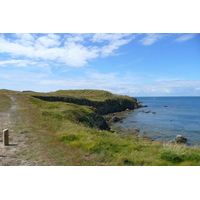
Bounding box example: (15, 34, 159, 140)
(2, 89, 200, 166)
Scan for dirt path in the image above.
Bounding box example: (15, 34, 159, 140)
(0, 95, 40, 166)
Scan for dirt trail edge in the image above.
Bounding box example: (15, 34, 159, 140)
(0, 95, 40, 166)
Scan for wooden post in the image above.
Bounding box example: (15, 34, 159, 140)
(3, 129, 9, 146)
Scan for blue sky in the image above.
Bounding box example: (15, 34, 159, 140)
(0, 33, 200, 96)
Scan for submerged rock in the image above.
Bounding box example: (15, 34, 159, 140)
(145, 110, 151, 113)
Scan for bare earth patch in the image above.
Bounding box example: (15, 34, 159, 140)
(0, 96, 41, 166)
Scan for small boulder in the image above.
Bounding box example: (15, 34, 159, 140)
(133, 128, 140, 133)
(138, 104, 148, 108)
(145, 110, 151, 113)
(175, 135, 187, 144)
(168, 135, 188, 145)
(109, 116, 121, 123)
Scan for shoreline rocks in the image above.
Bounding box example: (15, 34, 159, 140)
(109, 116, 123, 123)
(168, 135, 188, 145)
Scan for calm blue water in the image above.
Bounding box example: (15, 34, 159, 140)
(114, 97, 200, 146)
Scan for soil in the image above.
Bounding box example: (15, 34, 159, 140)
(0, 95, 41, 166)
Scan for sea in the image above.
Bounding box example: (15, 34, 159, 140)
(112, 97, 200, 147)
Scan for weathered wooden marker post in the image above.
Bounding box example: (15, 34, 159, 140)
(3, 129, 9, 146)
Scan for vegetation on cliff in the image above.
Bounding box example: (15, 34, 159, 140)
(31, 89, 139, 114)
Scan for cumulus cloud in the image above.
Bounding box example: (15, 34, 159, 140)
(13, 33, 35, 46)
(139, 33, 166, 45)
(100, 37, 134, 57)
(175, 33, 197, 42)
(61, 42, 100, 67)
(91, 33, 135, 57)
(36, 34, 61, 47)
(0, 33, 134, 67)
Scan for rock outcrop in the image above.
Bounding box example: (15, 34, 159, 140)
(168, 135, 188, 145)
(31, 91, 145, 130)
(175, 135, 188, 144)
(32, 95, 140, 115)
(109, 116, 122, 123)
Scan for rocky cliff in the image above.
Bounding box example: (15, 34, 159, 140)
(32, 95, 140, 115)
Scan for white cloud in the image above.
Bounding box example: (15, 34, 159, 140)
(65, 34, 87, 43)
(91, 33, 133, 43)
(14, 33, 35, 46)
(91, 33, 135, 57)
(0, 33, 135, 67)
(175, 33, 196, 42)
(36, 34, 61, 47)
(60, 42, 100, 67)
(139, 33, 166, 45)
(0, 59, 36, 67)
(100, 37, 133, 57)
(15, 33, 35, 41)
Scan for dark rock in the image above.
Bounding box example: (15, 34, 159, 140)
(164, 106, 168, 107)
(168, 135, 188, 145)
(138, 104, 148, 108)
(145, 110, 151, 113)
(109, 116, 122, 123)
(133, 128, 140, 133)
(130, 120, 137, 123)
(175, 135, 187, 144)
(79, 113, 110, 130)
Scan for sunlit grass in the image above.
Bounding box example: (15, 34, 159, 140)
(0, 90, 12, 111)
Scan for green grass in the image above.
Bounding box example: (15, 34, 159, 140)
(159, 144, 200, 165)
(30, 89, 136, 102)
(1, 89, 200, 166)
(0, 90, 12, 111)
(50, 89, 126, 101)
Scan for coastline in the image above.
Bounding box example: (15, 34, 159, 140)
(104, 107, 198, 148)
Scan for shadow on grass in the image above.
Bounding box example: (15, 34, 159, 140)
(8, 144, 18, 146)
